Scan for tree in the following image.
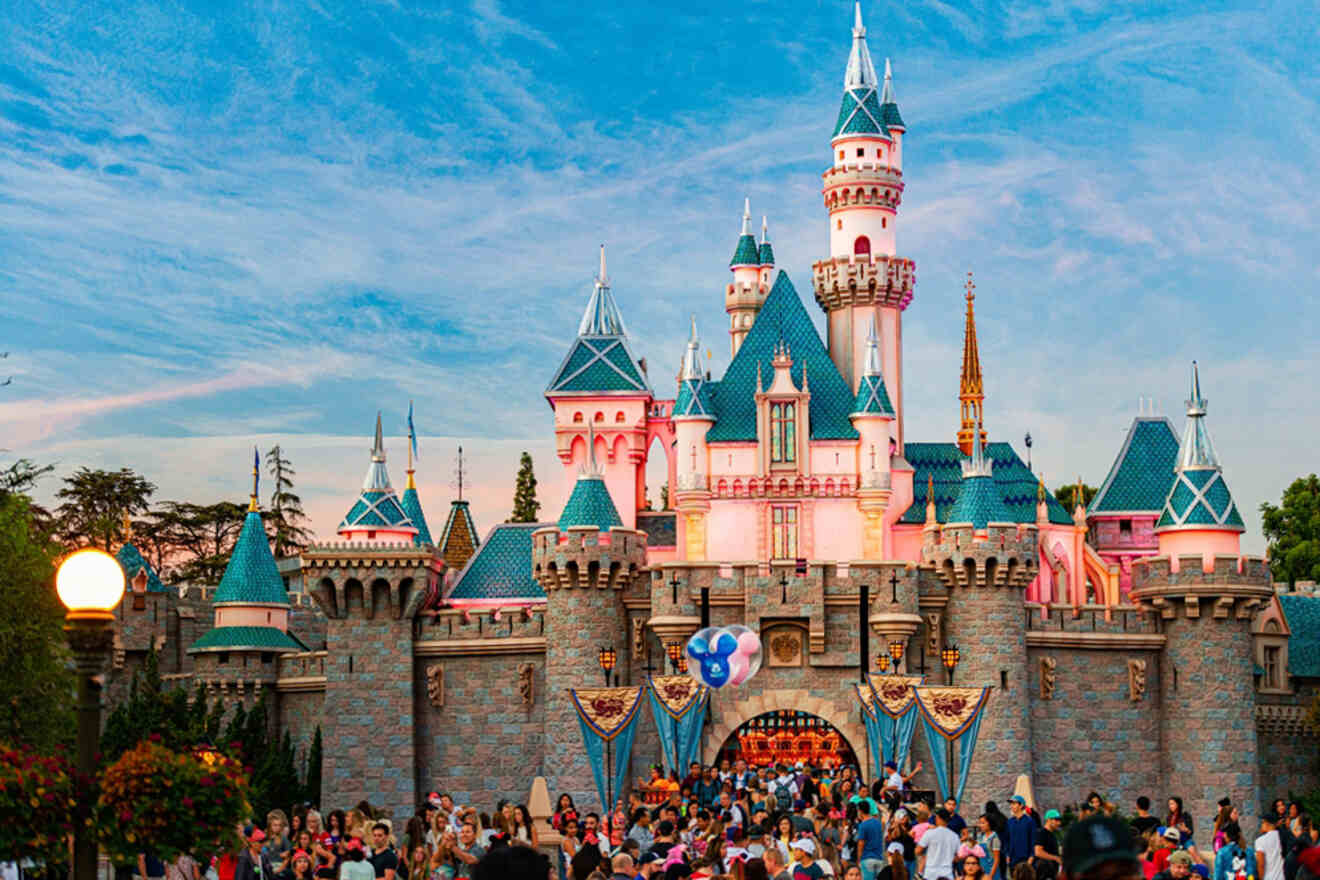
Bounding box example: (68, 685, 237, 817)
(55, 467, 156, 550)
(1054, 482, 1098, 512)
(0, 458, 55, 535)
(0, 492, 73, 751)
(155, 500, 246, 584)
(266, 445, 313, 558)
(509, 452, 540, 522)
(305, 726, 323, 808)
(1261, 474, 1320, 586)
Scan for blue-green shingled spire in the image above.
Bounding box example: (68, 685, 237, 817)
(851, 318, 895, 417)
(832, 3, 890, 139)
(674, 316, 715, 420)
(547, 245, 651, 395)
(558, 425, 624, 532)
(757, 216, 775, 266)
(214, 509, 289, 606)
(1156, 362, 1245, 532)
(730, 198, 761, 267)
(946, 420, 1014, 528)
(879, 57, 904, 130)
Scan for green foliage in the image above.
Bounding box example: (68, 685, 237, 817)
(101, 646, 210, 761)
(1054, 482, 1098, 512)
(54, 467, 156, 551)
(0, 493, 73, 751)
(250, 730, 302, 821)
(510, 451, 541, 522)
(305, 726, 323, 808)
(1261, 474, 1320, 586)
(266, 445, 313, 558)
(152, 500, 247, 584)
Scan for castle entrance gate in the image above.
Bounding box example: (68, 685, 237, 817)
(713, 709, 861, 770)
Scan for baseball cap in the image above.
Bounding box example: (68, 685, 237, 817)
(1010, 795, 1027, 806)
(343, 839, 364, 853)
(1162, 827, 1180, 842)
(249, 829, 267, 843)
(1063, 816, 1140, 877)
(1169, 852, 1193, 867)
(887, 842, 905, 855)
(1045, 810, 1061, 821)
(884, 761, 898, 770)
(790, 839, 817, 855)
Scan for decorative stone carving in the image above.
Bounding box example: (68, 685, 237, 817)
(925, 612, 942, 655)
(1040, 656, 1057, 700)
(426, 664, 444, 707)
(518, 663, 535, 706)
(764, 627, 804, 667)
(632, 617, 646, 659)
(1127, 658, 1147, 702)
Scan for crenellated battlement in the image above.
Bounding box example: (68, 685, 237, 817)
(922, 522, 1039, 589)
(531, 525, 647, 591)
(812, 254, 916, 310)
(1129, 554, 1272, 620)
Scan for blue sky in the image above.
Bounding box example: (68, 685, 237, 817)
(2, 0, 1316, 552)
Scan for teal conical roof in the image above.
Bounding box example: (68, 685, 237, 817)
(116, 541, 166, 593)
(399, 486, 433, 545)
(1088, 416, 1179, 515)
(546, 246, 650, 396)
(851, 318, 894, 417)
(1156, 363, 1245, 532)
(558, 474, 624, 532)
(730, 199, 760, 267)
(945, 426, 1013, 528)
(758, 217, 774, 266)
(879, 58, 904, 130)
(832, 5, 890, 139)
(339, 413, 417, 534)
(674, 317, 716, 421)
(213, 511, 289, 606)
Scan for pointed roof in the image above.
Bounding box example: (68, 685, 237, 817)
(945, 425, 1017, 528)
(730, 198, 761, 267)
(339, 414, 417, 534)
(446, 522, 546, 603)
(852, 318, 895, 417)
(879, 57, 905, 129)
(957, 272, 987, 454)
(1088, 416, 1180, 515)
(116, 541, 166, 593)
(399, 488, 433, 545)
(707, 272, 858, 442)
(558, 430, 624, 531)
(901, 442, 1073, 526)
(438, 500, 480, 570)
(1156, 362, 1244, 532)
(213, 510, 290, 606)
(675, 317, 715, 420)
(832, 4, 890, 139)
(547, 246, 651, 396)
(189, 626, 306, 653)
(758, 216, 775, 266)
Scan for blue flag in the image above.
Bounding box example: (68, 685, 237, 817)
(408, 401, 419, 462)
(252, 445, 260, 498)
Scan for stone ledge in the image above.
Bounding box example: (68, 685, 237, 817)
(1025, 631, 1166, 650)
(414, 636, 547, 657)
(1256, 703, 1313, 736)
(276, 676, 328, 693)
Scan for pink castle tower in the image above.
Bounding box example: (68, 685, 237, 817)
(546, 246, 655, 529)
(726, 199, 773, 357)
(812, 4, 916, 449)
(337, 412, 419, 544)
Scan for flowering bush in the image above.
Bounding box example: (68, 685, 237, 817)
(0, 742, 75, 866)
(98, 738, 250, 862)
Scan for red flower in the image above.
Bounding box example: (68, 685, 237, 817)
(148, 733, 162, 743)
(182, 797, 194, 808)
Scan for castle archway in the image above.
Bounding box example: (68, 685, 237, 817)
(703, 688, 867, 771)
(713, 709, 861, 771)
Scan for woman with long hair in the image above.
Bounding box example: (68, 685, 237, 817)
(1213, 805, 1235, 852)
(553, 794, 577, 834)
(877, 842, 910, 880)
(961, 854, 984, 880)
(1167, 797, 1193, 840)
(975, 815, 1001, 880)
(428, 831, 456, 880)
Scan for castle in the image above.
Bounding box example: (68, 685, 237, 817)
(106, 3, 1318, 832)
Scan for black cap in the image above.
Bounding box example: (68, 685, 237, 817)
(1063, 817, 1141, 878)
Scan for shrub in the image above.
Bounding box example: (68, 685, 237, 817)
(0, 742, 75, 866)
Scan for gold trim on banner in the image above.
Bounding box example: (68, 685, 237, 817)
(868, 675, 923, 719)
(854, 682, 877, 719)
(914, 686, 991, 740)
(648, 674, 707, 720)
(570, 686, 644, 741)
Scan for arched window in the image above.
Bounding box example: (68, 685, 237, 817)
(770, 402, 796, 463)
(854, 236, 871, 257)
(614, 411, 625, 423)
(573, 412, 583, 423)
(732, 479, 743, 496)
(594, 411, 604, 422)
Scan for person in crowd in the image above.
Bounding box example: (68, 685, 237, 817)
(1132, 799, 1160, 838)
(974, 815, 1000, 880)
(1214, 821, 1254, 880)
(555, 795, 579, 833)
(340, 840, 377, 880)
(945, 801, 967, 837)
(1167, 800, 1194, 843)
(236, 830, 275, 880)
(368, 823, 399, 880)
(917, 810, 961, 880)
(509, 804, 539, 848)
(1061, 816, 1142, 880)
(1006, 799, 1036, 869)
(961, 854, 984, 880)
(1154, 849, 1195, 880)
(266, 812, 294, 864)
(857, 798, 888, 880)
(1032, 811, 1062, 880)
(763, 847, 791, 880)
(789, 838, 825, 879)
(1259, 814, 1288, 880)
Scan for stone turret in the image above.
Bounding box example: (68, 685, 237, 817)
(532, 435, 647, 809)
(921, 425, 1037, 809)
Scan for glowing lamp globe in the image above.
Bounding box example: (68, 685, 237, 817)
(56, 548, 125, 617)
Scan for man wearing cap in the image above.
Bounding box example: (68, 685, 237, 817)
(1063, 816, 1143, 880)
(1034, 811, 1063, 880)
(790, 838, 826, 879)
(1007, 797, 1037, 869)
(236, 830, 276, 880)
(857, 798, 888, 880)
(1256, 814, 1286, 880)
(918, 809, 962, 880)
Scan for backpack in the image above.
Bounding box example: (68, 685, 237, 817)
(774, 779, 794, 804)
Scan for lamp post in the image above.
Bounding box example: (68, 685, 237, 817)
(665, 641, 685, 673)
(874, 653, 890, 673)
(57, 548, 126, 880)
(941, 644, 961, 686)
(596, 645, 619, 811)
(888, 640, 905, 675)
(597, 645, 617, 686)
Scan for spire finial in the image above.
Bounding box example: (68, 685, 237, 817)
(961, 415, 993, 478)
(249, 445, 261, 512)
(680, 316, 703, 381)
(456, 444, 465, 501)
(741, 197, 751, 235)
(760, 215, 769, 244)
(881, 57, 896, 104)
(583, 422, 603, 477)
(372, 411, 385, 461)
(1187, 360, 1205, 415)
(862, 316, 883, 377)
(958, 271, 986, 455)
(597, 243, 608, 288)
(1036, 476, 1046, 503)
(122, 511, 133, 542)
(924, 473, 937, 525)
(406, 400, 416, 488)
(853, 0, 864, 36)
(844, 2, 878, 90)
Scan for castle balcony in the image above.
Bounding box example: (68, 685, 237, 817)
(922, 522, 1039, 590)
(812, 254, 916, 311)
(822, 162, 904, 189)
(531, 525, 647, 591)
(1129, 553, 1272, 620)
(276, 650, 328, 693)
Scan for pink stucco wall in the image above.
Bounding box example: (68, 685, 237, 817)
(1158, 529, 1241, 570)
(217, 606, 289, 629)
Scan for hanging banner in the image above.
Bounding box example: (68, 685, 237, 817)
(914, 686, 991, 805)
(646, 675, 709, 777)
(853, 681, 885, 781)
(867, 675, 923, 770)
(571, 686, 645, 812)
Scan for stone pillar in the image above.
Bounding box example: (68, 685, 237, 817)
(927, 523, 1037, 812)
(1132, 554, 1271, 832)
(535, 525, 646, 812)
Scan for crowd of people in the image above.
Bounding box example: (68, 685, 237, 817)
(131, 758, 1320, 880)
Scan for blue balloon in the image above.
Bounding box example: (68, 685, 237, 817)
(686, 626, 742, 689)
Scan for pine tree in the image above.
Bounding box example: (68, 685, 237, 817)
(266, 445, 313, 557)
(305, 726, 323, 808)
(509, 452, 540, 522)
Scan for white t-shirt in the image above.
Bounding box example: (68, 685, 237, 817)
(886, 771, 904, 790)
(1255, 829, 1284, 880)
(919, 825, 961, 880)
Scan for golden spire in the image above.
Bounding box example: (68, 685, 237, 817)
(122, 512, 133, 542)
(924, 473, 937, 525)
(249, 445, 260, 512)
(957, 271, 987, 455)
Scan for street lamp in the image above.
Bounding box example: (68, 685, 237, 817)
(941, 644, 961, 685)
(597, 645, 617, 686)
(888, 640, 905, 674)
(665, 641, 685, 673)
(874, 653, 890, 673)
(57, 548, 126, 880)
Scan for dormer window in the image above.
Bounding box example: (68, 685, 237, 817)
(770, 403, 796, 463)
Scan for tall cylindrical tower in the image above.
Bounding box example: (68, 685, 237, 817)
(812, 4, 916, 448)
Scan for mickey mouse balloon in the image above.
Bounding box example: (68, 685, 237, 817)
(686, 624, 762, 689)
